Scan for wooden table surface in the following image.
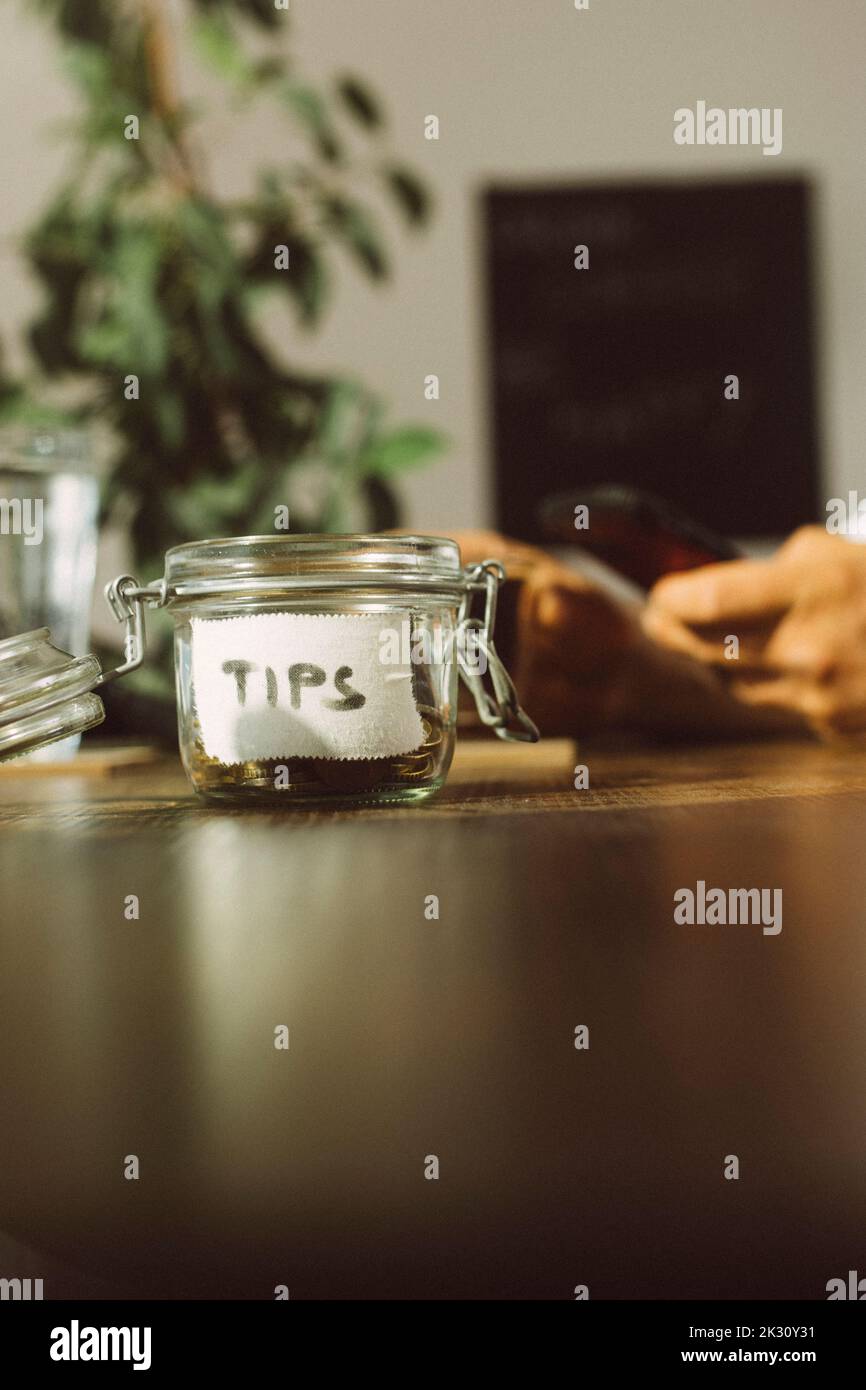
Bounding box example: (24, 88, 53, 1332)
(1, 736, 865, 1299)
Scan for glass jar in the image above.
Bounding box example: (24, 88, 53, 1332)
(0, 534, 538, 806)
(0, 427, 99, 760)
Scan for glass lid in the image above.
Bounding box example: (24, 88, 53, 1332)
(0, 628, 105, 761)
(162, 533, 463, 597)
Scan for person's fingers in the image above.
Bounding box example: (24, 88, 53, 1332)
(642, 603, 775, 672)
(761, 597, 859, 682)
(641, 604, 717, 661)
(763, 628, 839, 682)
(616, 627, 811, 737)
(729, 674, 811, 709)
(649, 556, 802, 625)
(728, 672, 866, 736)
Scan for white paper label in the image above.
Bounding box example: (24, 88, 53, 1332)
(191, 613, 425, 764)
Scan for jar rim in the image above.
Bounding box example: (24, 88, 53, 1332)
(163, 533, 463, 594)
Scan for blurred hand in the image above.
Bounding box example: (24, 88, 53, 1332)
(451, 529, 807, 739)
(646, 526, 866, 738)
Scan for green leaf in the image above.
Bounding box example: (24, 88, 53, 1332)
(0, 391, 74, 430)
(234, 0, 284, 29)
(281, 239, 329, 326)
(152, 392, 185, 450)
(192, 15, 251, 84)
(188, 0, 281, 25)
(279, 83, 342, 162)
(336, 76, 384, 131)
(382, 165, 431, 226)
(359, 426, 445, 477)
(321, 196, 388, 279)
(316, 379, 378, 460)
(165, 461, 263, 536)
(60, 41, 113, 99)
(249, 57, 287, 86)
(78, 223, 168, 375)
(35, 0, 115, 46)
(178, 199, 239, 292)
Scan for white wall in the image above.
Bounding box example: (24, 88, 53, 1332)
(1, 0, 864, 531)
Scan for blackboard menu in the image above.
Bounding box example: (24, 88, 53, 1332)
(483, 179, 819, 542)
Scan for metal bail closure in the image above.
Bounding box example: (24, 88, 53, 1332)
(457, 560, 540, 743)
(97, 574, 157, 685)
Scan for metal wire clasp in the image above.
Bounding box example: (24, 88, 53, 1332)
(457, 560, 540, 743)
(96, 575, 166, 686)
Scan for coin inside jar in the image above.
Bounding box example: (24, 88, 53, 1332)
(187, 705, 449, 804)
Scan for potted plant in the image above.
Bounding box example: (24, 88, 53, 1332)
(1, 0, 443, 709)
